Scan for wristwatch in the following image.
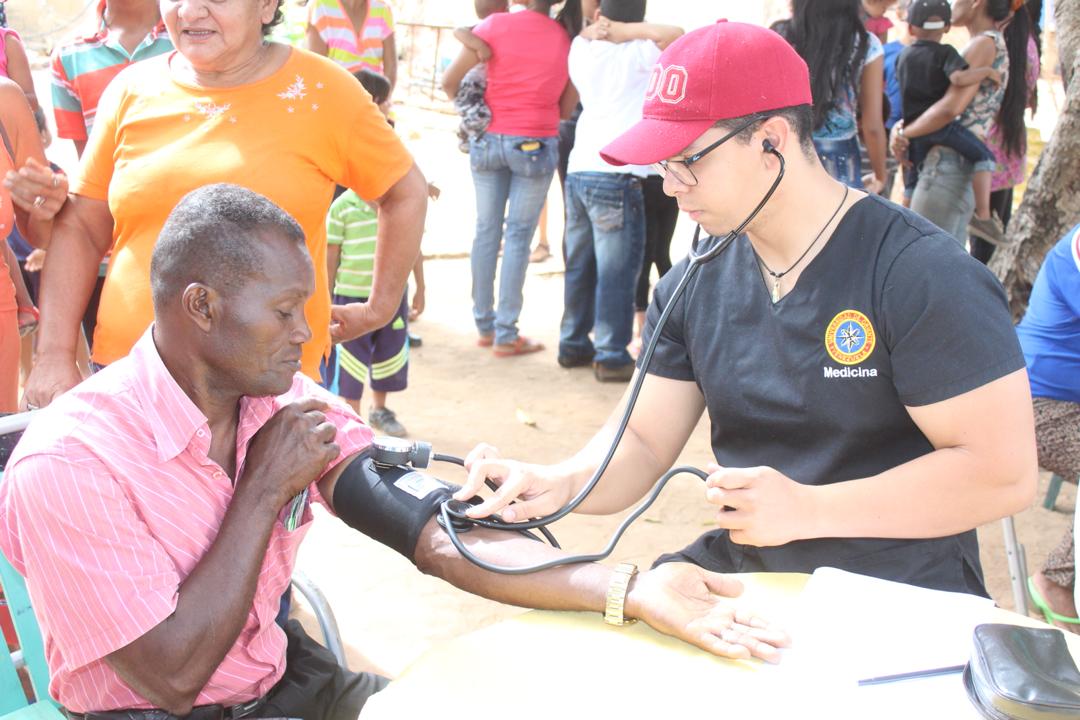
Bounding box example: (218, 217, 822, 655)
(604, 562, 638, 626)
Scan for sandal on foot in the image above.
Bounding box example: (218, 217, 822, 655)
(1027, 576, 1080, 626)
(477, 333, 494, 347)
(493, 336, 544, 357)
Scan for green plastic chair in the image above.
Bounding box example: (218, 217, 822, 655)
(1044, 473, 1072, 511)
(0, 412, 62, 720)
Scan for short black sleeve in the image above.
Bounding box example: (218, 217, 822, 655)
(881, 233, 1025, 406)
(638, 256, 697, 382)
(940, 44, 969, 79)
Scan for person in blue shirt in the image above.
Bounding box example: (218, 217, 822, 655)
(1018, 224, 1080, 631)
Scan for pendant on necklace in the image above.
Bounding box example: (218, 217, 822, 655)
(771, 277, 782, 303)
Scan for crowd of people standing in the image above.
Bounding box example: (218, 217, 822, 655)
(0, 0, 1076, 717)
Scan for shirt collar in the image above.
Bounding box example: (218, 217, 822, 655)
(129, 327, 283, 462)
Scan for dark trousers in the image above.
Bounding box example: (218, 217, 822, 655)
(635, 175, 679, 311)
(258, 620, 387, 720)
(68, 621, 388, 720)
(969, 187, 1015, 265)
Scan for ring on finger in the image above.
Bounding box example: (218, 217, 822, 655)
(51, 174, 61, 188)
(33, 195, 45, 208)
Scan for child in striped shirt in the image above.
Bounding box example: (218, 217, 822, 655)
(326, 69, 428, 437)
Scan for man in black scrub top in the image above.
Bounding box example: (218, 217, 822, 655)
(454, 21, 1038, 596)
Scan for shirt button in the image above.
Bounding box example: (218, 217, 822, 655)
(196, 429, 205, 437)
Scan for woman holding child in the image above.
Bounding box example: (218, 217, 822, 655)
(442, 0, 576, 357)
(892, 0, 1031, 254)
(22, 0, 428, 408)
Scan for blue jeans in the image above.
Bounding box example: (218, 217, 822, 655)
(910, 146, 975, 245)
(813, 136, 864, 189)
(559, 172, 645, 367)
(469, 132, 558, 345)
(904, 121, 995, 192)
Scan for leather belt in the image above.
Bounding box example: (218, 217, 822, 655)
(65, 695, 266, 720)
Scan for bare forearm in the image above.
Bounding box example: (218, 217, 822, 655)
(806, 447, 1037, 540)
(109, 493, 280, 714)
(862, 121, 887, 181)
(950, 67, 991, 87)
(365, 165, 426, 324)
(415, 518, 613, 611)
(36, 212, 108, 356)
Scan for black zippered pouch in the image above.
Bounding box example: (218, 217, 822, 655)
(964, 623, 1080, 719)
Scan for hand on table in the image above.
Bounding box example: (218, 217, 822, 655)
(705, 463, 816, 547)
(455, 443, 571, 522)
(241, 397, 339, 509)
(627, 562, 791, 663)
(3, 158, 67, 221)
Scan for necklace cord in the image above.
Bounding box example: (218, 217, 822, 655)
(755, 184, 849, 283)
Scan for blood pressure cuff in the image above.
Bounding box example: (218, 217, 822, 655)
(332, 450, 458, 560)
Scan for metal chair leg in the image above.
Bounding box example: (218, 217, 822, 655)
(1001, 516, 1029, 616)
(290, 570, 348, 668)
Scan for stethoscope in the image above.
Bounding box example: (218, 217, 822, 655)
(434, 142, 788, 574)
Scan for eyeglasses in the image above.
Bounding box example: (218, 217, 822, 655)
(651, 115, 760, 187)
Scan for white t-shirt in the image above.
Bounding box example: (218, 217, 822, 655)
(566, 35, 661, 177)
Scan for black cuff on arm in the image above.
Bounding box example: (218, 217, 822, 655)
(332, 450, 457, 561)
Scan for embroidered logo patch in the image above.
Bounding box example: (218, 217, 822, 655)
(825, 310, 876, 365)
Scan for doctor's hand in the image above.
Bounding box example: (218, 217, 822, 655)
(454, 443, 573, 522)
(627, 562, 791, 663)
(705, 464, 816, 547)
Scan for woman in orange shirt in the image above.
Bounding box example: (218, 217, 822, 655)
(0, 78, 68, 411)
(23, 0, 428, 409)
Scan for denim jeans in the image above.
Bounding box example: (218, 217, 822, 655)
(559, 172, 645, 367)
(910, 146, 975, 246)
(813, 136, 864, 189)
(904, 121, 995, 192)
(469, 132, 558, 345)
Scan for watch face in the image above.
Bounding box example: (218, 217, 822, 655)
(373, 437, 413, 453)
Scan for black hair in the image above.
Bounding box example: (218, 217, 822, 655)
(555, 0, 583, 38)
(151, 184, 306, 311)
(996, 0, 1034, 157)
(353, 68, 392, 106)
(772, 0, 871, 133)
(32, 107, 48, 135)
(263, 0, 285, 36)
(600, 0, 646, 23)
(714, 105, 817, 157)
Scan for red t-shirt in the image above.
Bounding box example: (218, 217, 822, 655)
(473, 10, 570, 138)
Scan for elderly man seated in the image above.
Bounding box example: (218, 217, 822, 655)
(0, 184, 788, 720)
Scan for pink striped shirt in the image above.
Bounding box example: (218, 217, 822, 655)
(0, 329, 372, 712)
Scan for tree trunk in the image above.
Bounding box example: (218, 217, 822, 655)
(989, 0, 1080, 320)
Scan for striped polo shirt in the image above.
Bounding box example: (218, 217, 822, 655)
(50, 6, 172, 141)
(327, 189, 377, 299)
(0, 329, 373, 711)
(308, 0, 394, 74)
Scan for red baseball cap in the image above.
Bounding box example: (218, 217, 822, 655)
(600, 20, 812, 167)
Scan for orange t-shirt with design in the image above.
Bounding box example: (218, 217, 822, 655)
(72, 48, 414, 378)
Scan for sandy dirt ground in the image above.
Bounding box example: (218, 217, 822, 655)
(290, 106, 1076, 679)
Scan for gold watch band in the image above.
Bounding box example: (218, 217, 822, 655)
(604, 562, 638, 626)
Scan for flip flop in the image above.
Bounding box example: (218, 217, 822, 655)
(1027, 576, 1080, 626)
(493, 336, 544, 357)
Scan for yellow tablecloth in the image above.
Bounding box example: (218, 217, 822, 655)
(360, 573, 1079, 719)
